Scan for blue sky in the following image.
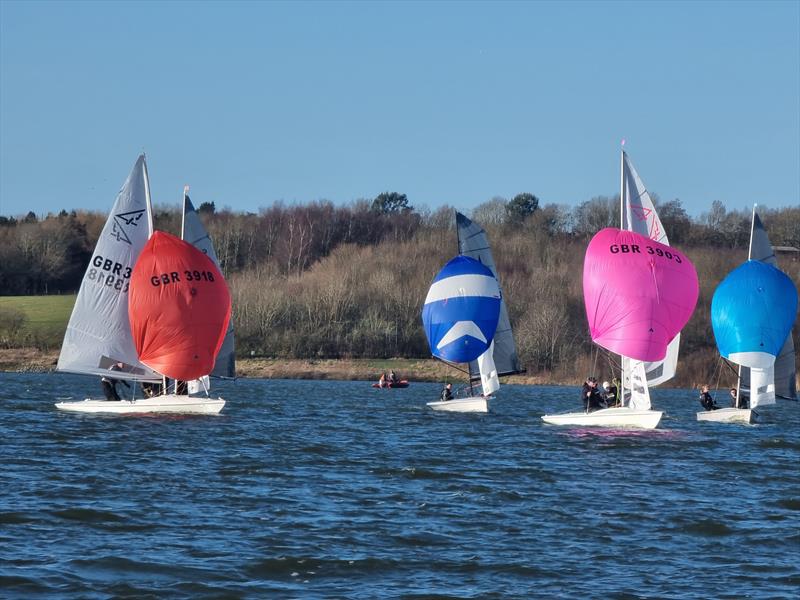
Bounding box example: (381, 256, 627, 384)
(1, 0, 798, 218)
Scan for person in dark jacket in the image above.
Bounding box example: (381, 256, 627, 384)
(441, 382, 453, 401)
(602, 380, 619, 407)
(101, 362, 130, 401)
(581, 377, 606, 412)
(729, 387, 748, 409)
(699, 385, 718, 411)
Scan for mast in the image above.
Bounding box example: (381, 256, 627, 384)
(748, 204, 757, 261)
(736, 204, 758, 408)
(181, 185, 189, 241)
(142, 155, 154, 239)
(619, 147, 626, 406)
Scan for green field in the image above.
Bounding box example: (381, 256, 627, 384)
(0, 295, 76, 346)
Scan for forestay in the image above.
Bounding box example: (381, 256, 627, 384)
(456, 212, 523, 380)
(57, 155, 160, 382)
(182, 190, 235, 379)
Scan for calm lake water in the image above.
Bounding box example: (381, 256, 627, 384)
(1, 372, 798, 599)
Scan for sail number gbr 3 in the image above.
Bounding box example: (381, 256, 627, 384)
(86, 255, 133, 293)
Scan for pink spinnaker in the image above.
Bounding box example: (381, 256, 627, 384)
(583, 228, 699, 362)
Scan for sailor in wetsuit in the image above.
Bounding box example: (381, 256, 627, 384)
(699, 385, 719, 411)
(581, 377, 606, 412)
(101, 362, 130, 401)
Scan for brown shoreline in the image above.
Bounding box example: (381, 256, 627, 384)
(0, 347, 555, 385)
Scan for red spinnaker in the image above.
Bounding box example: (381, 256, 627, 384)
(129, 231, 232, 381)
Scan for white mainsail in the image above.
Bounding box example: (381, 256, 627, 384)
(477, 342, 500, 396)
(627, 361, 652, 411)
(620, 150, 679, 389)
(739, 209, 797, 401)
(181, 189, 235, 379)
(57, 155, 160, 382)
(748, 365, 776, 408)
(456, 211, 523, 381)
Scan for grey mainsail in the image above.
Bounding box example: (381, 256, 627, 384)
(740, 210, 797, 400)
(456, 211, 523, 380)
(181, 189, 235, 378)
(57, 155, 160, 382)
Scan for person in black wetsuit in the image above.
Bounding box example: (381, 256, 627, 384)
(441, 382, 453, 401)
(101, 362, 130, 401)
(581, 377, 605, 412)
(699, 385, 718, 411)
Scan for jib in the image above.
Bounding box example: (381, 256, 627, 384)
(151, 272, 181, 286)
(609, 244, 641, 254)
(92, 255, 132, 279)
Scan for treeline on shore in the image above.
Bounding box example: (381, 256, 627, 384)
(1, 193, 798, 387)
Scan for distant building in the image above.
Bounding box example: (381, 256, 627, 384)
(775, 246, 799, 262)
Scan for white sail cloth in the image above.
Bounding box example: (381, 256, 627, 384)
(626, 360, 652, 411)
(57, 155, 160, 382)
(477, 342, 500, 396)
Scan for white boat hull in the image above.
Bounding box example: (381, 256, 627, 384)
(541, 406, 662, 429)
(696, 407, 755, 424)
(427, 397, 488, 413)
(55, 394, 225, 415)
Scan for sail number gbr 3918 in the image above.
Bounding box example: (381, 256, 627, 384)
(150, 270, 216, 286)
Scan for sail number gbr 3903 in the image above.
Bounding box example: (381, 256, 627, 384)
(150, 270, 216, 286)
(609, 243, 683, 263)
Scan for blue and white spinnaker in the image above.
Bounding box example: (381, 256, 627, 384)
(422, 255, 502, 365)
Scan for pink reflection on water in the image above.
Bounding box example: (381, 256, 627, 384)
(562, 428, 685, 439)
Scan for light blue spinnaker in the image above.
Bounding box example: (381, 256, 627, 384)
(711, 260, 798, 369)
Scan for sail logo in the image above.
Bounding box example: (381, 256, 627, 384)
(631, 205, 661, 240)
(110, 210, 145, 245)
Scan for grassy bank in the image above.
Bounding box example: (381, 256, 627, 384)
(0, 295, 76, 348)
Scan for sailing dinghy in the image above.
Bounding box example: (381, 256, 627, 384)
(542, 150, 699, 429)
(422, 255, 502, 413)
(456, 212, 525, 390)
(55, 157, 231, 415)
(698, 206, 798, 424)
